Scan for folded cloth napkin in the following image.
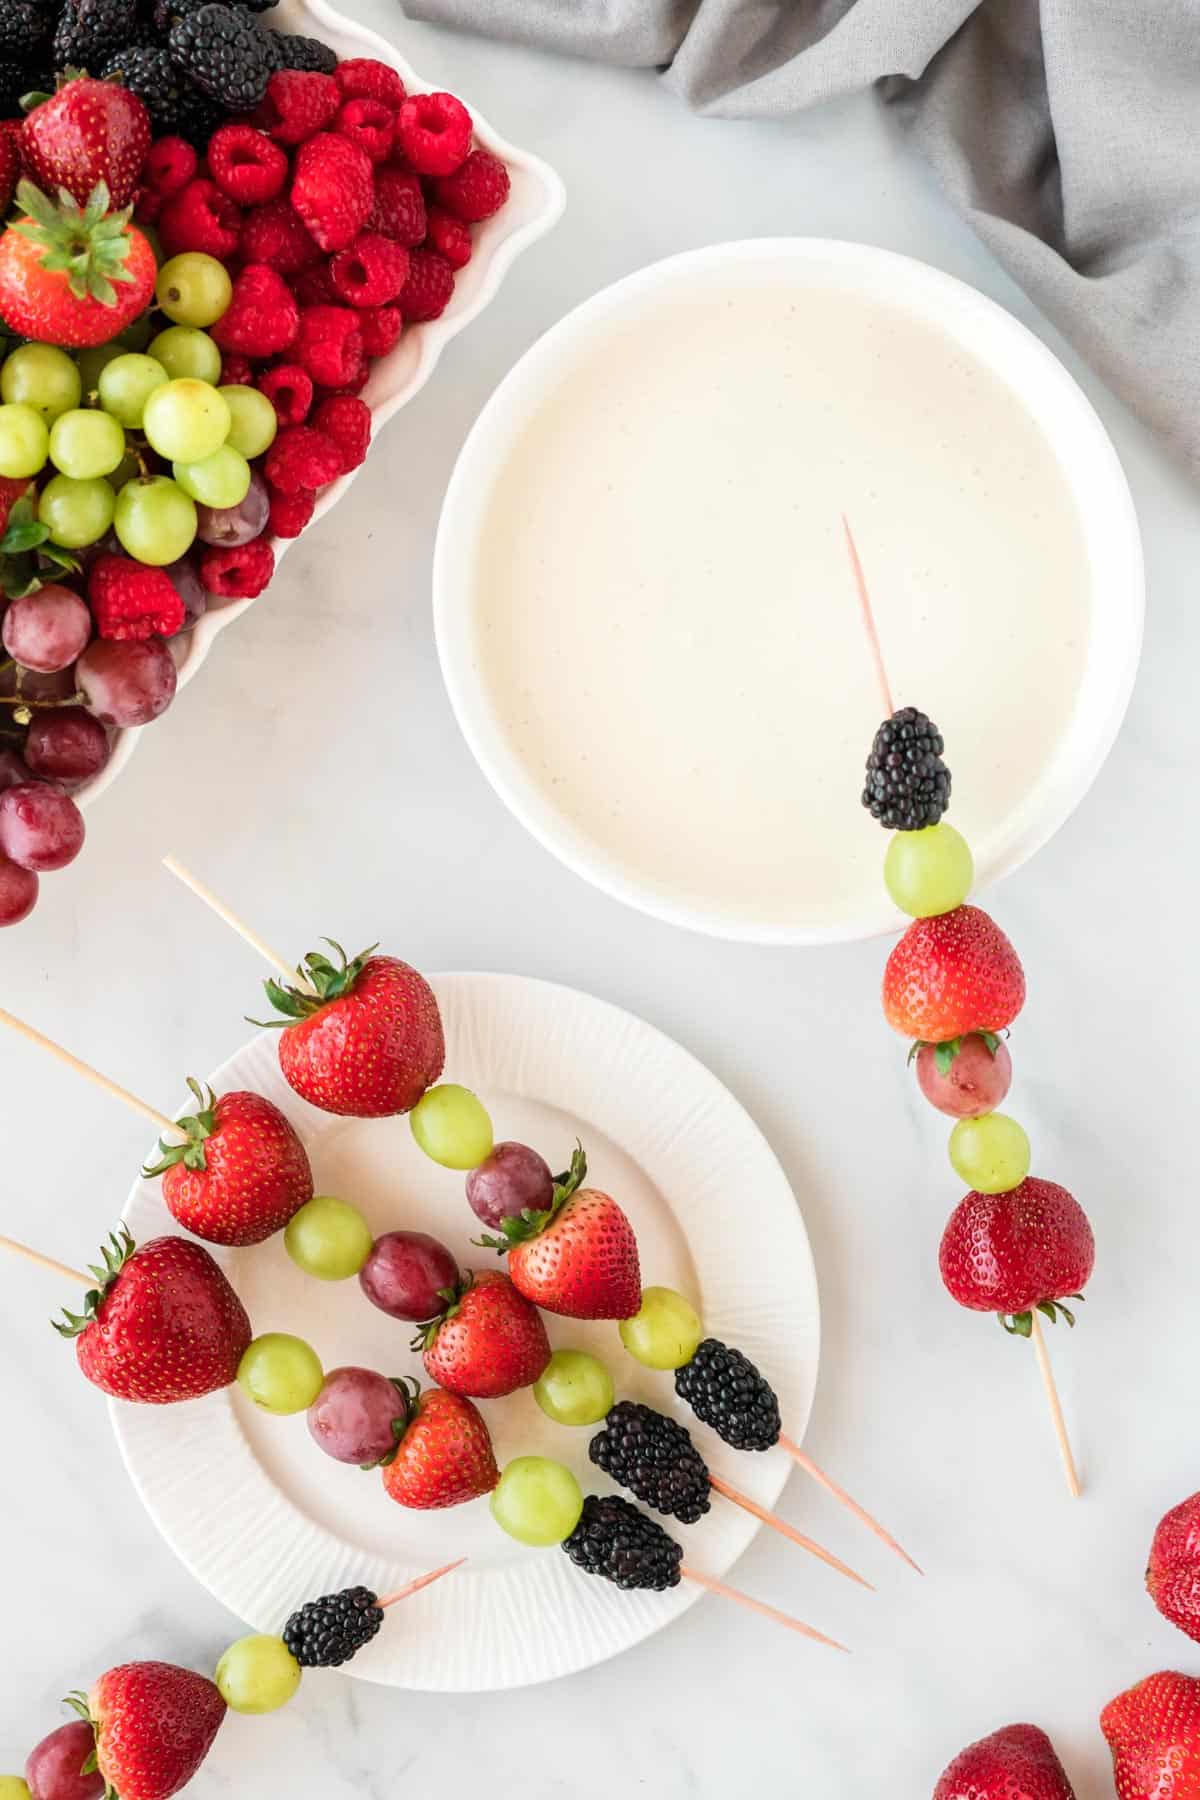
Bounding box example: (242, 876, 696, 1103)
(406, 0, 1200, 474)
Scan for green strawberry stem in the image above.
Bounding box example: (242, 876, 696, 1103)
(907, 1030, 1003, 1073)
(52, 1226, 136, 1338)
(142, 1075, 218, 1176)
(361, 1375, 421, 1471)
(999, 1295, 1084, 1338)
(410, 1275, 472, 1352)
(250, 937, 375, 1027)
(474, 1143, 587, 1252)
(13, 179, 142, 307)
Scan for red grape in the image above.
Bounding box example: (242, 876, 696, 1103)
(307, 1366, 405, 1465)
(915, 1034, 1013, 1118)
(0, 781, 84, 871)
(163, 554, 207, 628)
(358, 1230, 459, 1321)
(195, 469, 269, 547)
(25, 1719, 104, 1800)
(0, 849, 38, 923)
(24, 707, 110, 785)
(467, 1141, 554, 1229)
(77, 636, 177, 726)
(1, 584, 91, 674)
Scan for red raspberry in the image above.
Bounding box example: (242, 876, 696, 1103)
(268, 485, 316, 538)
(334, 57, 405, 108)
(357, 303, 402, 357)
(433, 149, 509, 223)
(208, 123, 288, 205)
(144, 136, 196, 196)
(252, 69, 339, 146)
(89, 555, 185, 641)
(294, 304, 363, 387)
(219, 351, 254, 386)
(393, 91, 471, 177)
(257, 363, 312, 426)
(201, 539, 275, 598)
(316, 357, 369, 399)
(368, 166, 425, 246)
(329, 232, 408, 307)
(265, 425, 342, 493)
(291, 132, 373, 251)
(159, 178, 241, 260)
(312, 394, 370, 472)
(425, 204, 471, 269)
(292, 262, 335, 305)
(133, 184, 161, 224)
(335, 96, 393, 163)
(212, 264, 299, 359)
(239, 196, 320, 275)
(398, 248, 454, 322)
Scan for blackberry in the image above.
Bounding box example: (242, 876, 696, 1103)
(102, 43, 187, 125)
(861, 705, 951, 831)
(282, 1586, 384, 1668)
(150, 0, 204, 31)
(268, 27, 334, 71)
(0, 0, 47, 56)
(588, 1401, 711, 1525)
(0, 57, 40, 107)
(674, 1338, 781, 1453)
(52, 0, 136, 68)
(171, 79, 224, 147)
(168, 1, 272, 109)
(562, 1494, 683, 1593)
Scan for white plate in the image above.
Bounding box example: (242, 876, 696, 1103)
(81, 0, 565, 810)
(112, 972, 819, 1691)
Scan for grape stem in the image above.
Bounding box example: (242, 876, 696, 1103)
(0, 690, 83, 709)
(377, 1557, 466, 1610)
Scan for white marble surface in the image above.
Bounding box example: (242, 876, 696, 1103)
(2, 9, 1199, 1796)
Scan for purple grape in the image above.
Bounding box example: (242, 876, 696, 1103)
(307, 1366, 406, 1466)
(0, 749, 34, 791)
(0, 781, 84, 871)
(162, 554, 207, 628)
(1, 584, 91, 674)
(77, 636, 176, 726)
(195, 469, 269, 547)
(466, 1142, 554, 1230)
(24, 707, 110, 786)
(25, 1720, 104, 1800)
(0, 849, 37, 923)
(359, 1230, 459, 1322)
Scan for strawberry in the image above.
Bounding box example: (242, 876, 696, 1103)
(144, 1080, 313, 1247)
(938, 1177, 1094, 1335)
(380, 1383, 498, 1509)
(0, 181, 156, 348)
(479, 1145, 642, 1320)
(68, 1662, 225, 1800)
(56, 1228, 251, 1403)
(1148, 1492, 1200, 1643)
(1102, 1671, 1200, 1799)
(22, 78, 151, 210)
(883, 904, 1025, 1043)
(256, 940, 444, 1117)
(934, 1723, 1075, 1799)
(418, 1269, 551, 1399)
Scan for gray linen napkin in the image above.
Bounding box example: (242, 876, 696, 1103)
(405, 0, 1200, 474)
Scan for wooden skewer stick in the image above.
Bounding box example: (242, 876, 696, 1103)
(707, 1471, 873, 1590)
(0, 1230, 88, 1288)
(679, 1565, 848, 1650)
(777, 1436, 923, 1576)
(1028, 1311, 1081, 1498)
(161, 856, 315, 995)
(378, 1557, 466, 1609)
(0, 1004, 187, 1144)
(842, 514, 895, 717)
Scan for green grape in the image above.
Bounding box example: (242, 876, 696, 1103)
(0, 343, 81, 423)
(38, 473, 115, 548)
(0, 402, 48, 478)
(237, 1333, 324, 1414)
(948, 1112, 1030, 1194)
(0, 1779, 30, 1797)
(410, 1083, 494, 1170)
(214, 1635, 302, 1715)
(113, 474, 197, 564)
(148, 325, 222, 385)
(220, 383, 277, 459)
(142, 378, 230, 462)
(533, 1349, 614, 1426)
(75, 342, 122, 395)
(619, 1286, 703, 1370)
(157, 252, 233, 328)
(48, 407, 125, 480)
(98, 352, 169, 428)
(284, 1194, 373, 1280)
(884, 823, 974, 919)
(173, 443, 250, 508)
(490, 1456, 583, 1546)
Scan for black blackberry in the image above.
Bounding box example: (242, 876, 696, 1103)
(168, 1, 272, 109)
(0, 57, 40, 107)
(562, 1494, 683, 1593)
(267, 27, 334, 71)
(282, 1586, 384, 1669)
(674, 1338, 781, 1453)
(101, 43, 187, 126)
(150, 0, 204, 31)
(171, 79, 224, 147)
(588, 1401, 711, 1526)
(52, 0, 136, 68)
(861, 705, 951, 831)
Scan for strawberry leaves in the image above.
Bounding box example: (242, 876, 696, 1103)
(141, 1076, 216, 1176)
(908, 1030, 1004, 1073)
(474, 1143, 587, 1252)
(13, 179, 140, 306)
(52, 1226, 135, 1338)
(252, 938, 377, 1026)
(1000, 1295, 1084, 1337)
(360, 1374, 420, 1470)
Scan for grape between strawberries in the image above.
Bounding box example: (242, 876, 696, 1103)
(237, 1332, 324, 1414)
(619, 1286, 703, 1370)
(410, 1083, 494, 1170)
(534, 1349, 614, 1426)
(284, 1194, 373, 1280)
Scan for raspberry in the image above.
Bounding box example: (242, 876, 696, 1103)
(334, 95, 392, 163)
(219, 351, 253, 386)
(208, 121, 288, 204)
(424, 204, 471, 269)
(294, 304, 363, 387)
(257, 362, 312, 425)
(329, 232, 408, 307)
(398, 248, 454, 322)
(357, 304, 402, 357)
(251, 67, 339, 145)
(200, 537, 275, 598)
(292, 261, 334, 305)
(265, 425, 342, 493)
(334, 56, 404, 108)
(238, 195, 320, 275)
(211, 263, 299, 358)
(393, 90, 471, 177)
(433, 148, 509, 222)
(368, 166, 425, 246)
(134, 184, 162, 224)
(159, 176, 241, 259)
(89, 554, 185, 641)
(316, 358, 369, 399)
(290, 131, 373, 251)
(267, 484, 315, 537)
(144, 135, 197, 196)
(312, 394, 370, 472)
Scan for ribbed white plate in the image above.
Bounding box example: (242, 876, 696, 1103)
(112, 973, 820, 1691)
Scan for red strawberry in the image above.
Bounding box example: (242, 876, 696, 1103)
(0, 182, 156, 348)
(22, 78, 151, 209)
(380, 1384, 498, 1509)
(258, 941, 444, 1117)
(481, 1145, 641, 1319)
(72, 1662, 225, 1800)
(883, 904, 1025, 1042)
(1102, 1671, 1200, 1800)
(418, 1269, 551, 1398)
(934, 1723, 1075, 1799)
(58, 1229, 251, 1403)
(1148, 1493, 1200, 1643)
(938, 1177, 1094, 1333)
(146, 1081, 313, 1247)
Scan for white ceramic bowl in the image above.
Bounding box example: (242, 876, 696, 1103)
(80, 0, 565, 808)
(433, 239, 1144, 946)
